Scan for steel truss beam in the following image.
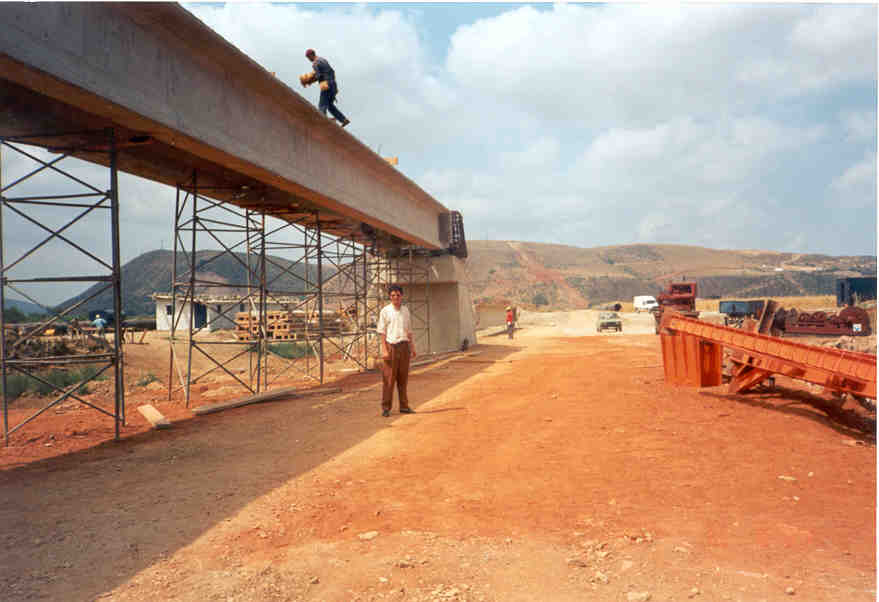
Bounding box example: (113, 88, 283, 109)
(168, 175, 432, 405)
(0, 129, 124, 444)
(659, 312, 876, 399)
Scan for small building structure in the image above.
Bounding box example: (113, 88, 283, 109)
(837, 276, 878, 307)
(152, 294, 300, 332)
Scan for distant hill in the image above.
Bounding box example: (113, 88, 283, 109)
(4, 299, 48, 316)
(54, 243, 876, 317)
(57, 250, 323, 317)
(465, 241, 876, 309)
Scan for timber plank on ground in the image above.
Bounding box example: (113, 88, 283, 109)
(137, 404, 172, 429)
(192, 386, 343, 415)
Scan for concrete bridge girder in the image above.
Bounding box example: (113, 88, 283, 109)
(0, 2, 477, 441)
(0, 2, 448, 249)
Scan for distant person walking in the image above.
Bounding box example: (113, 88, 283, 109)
(92, 315, 107, 339)
(506, 306, 515, 339)
(304, 49, 350, 127)
(376, 284, 416, 417)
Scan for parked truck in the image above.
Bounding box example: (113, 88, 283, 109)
(652, 281, 699, 334)
(836, 276, 877, 307)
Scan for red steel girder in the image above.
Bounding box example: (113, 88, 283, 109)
(659, 312, 876, 399)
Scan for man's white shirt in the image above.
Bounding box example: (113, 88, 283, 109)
(376, 303, 411, 344)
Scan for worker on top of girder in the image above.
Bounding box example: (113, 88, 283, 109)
(303, 49, 350, 128)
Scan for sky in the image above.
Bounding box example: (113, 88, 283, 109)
(1, 2, 877, 305)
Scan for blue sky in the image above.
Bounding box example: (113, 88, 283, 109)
(183, 2, 876, 254)
(1, 2, 876, 304)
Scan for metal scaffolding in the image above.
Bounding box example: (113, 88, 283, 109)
(167, 174, 433, 403)
(0, 129, 124, 444)
(0, 145, 437, 441)
(167, 174, 274, 405)
(367, 250, 432, 359)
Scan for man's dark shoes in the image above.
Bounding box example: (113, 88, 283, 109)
(341, 119, 351, 128)
(382, 410, 390, 417)
(399, 408, 415, 414)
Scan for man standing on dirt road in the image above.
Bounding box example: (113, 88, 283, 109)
(506, 306, 515, 339)
(304, 48, 350, 127)
(376, 284, 416, 417)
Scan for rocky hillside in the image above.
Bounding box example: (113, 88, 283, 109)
(54, 242, 875, 316)
(465, 241, 875, 309)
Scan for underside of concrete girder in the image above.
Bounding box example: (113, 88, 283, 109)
(0, 2, 450, 250)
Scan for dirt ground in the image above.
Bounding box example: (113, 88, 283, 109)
(0, 311, 875, 601)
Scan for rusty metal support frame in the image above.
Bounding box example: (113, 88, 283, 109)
(0, 129, 125, 444)
(659, 312, 876, 400)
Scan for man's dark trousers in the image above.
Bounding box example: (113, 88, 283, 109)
(382, 341, 411, 413)
(319, 81, 348, 123)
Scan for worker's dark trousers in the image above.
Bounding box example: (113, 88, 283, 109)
(319, 83, 348, 123)
(382, 341, 411, 412)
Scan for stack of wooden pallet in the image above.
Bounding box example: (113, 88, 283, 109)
(234, 312, 259, 340)
(234, 310, 351, 340)
(268, 310, 299, 340)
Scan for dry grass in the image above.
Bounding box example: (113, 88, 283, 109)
(695, 295, 837, 312)
(610, 295, 838, 314)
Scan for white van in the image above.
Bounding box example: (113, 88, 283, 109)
(633, 295, 659, 313)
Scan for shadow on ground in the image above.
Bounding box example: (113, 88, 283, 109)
(701, 383, 876, 442)
(0, 343, 520, 601)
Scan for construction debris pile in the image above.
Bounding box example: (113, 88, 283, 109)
(652, 281, 699, 334)
(3, 323, 107, 360)
(771, 306, 872, 336)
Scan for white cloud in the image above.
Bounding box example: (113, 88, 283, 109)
(446, 4, 876, 128)
(188, 3, 468, 159)
(841, 110, 878, 142)
(499, 137, 560, 169)
(3, 2, 876, 307)
(789, 5, 877, 60)
(783, 232, 808, 253)
(831, 153, 877, 207)
(573, 116, 823, 195)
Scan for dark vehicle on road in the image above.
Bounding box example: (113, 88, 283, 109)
(596, 311, 623, 333)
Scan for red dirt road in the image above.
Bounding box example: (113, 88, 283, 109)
(1, 323, 875, 601)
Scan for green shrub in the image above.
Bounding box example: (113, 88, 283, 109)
(135, 373, 158, 387)
(268, 342, 310, 359)
(78, 365, 109, 383)
(2, 365, 108, 400)
(533, 293, 549, 306)
(4, 372, 31, 400)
